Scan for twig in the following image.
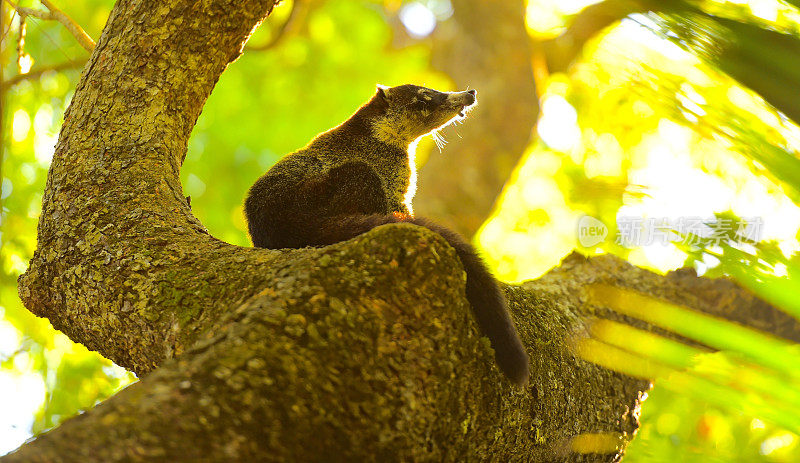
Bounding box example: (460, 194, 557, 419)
(4, 0, 46, 19)
(16, 10, 25, 72)
(1, 57, 87, 91)
(40, 0, 94, 51)
(4, 0, 95, 51)
(0, 344, 28, 363)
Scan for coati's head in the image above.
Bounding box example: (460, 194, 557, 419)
(369, 84, 477, 147)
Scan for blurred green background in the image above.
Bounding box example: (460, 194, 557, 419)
(3, 0, 800, 460)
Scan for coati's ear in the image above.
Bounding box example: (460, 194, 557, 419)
(376, 84, 392, 101)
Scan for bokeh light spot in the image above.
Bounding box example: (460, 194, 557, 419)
(400, 2, 437, 38)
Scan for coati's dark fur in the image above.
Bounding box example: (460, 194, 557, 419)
(245, 84, 530, 386)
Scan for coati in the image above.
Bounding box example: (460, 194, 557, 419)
(244, 84, 529, 386)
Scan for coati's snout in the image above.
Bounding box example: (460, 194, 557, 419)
(447, 89, 477, 117)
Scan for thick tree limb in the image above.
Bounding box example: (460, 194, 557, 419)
(12, 228, 796, 462)
(8, 0, 798, 461)
(17, 0, 281, 375)
(10, 218, 651, 462)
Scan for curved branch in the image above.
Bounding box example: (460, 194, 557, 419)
(10, 229, 655, 462)
(17, 0, 281, 375)
(10, 237, 797, 461)
(414, 0, 687, 236)
(539, 0, 686, 73)
(4, 0, 48, 20)
(40, 0, 95, 51)
(538, 0, 644, 73)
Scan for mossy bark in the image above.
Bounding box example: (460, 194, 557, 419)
(17, 0, 282, 375)
(8, 0, 798, 461)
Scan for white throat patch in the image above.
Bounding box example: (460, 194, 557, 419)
(371, 116, 417, 148)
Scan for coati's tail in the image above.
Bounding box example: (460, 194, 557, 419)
(311, 214, 530, 386)
(408, 218, 530, 387)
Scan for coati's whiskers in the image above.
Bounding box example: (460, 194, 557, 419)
(431, 128, 447, 151)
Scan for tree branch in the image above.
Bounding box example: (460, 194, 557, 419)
(4, 0, 48, 21)
(539, 0, 687, 73)
(1, 58, 86, 91)
(10, 237, 797, 461)
(17, 0, 282, 375)
(4, 0, 95, 51)
(40, 0, 95, 51)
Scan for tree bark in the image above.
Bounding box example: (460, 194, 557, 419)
(8, 0, 798, 461)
